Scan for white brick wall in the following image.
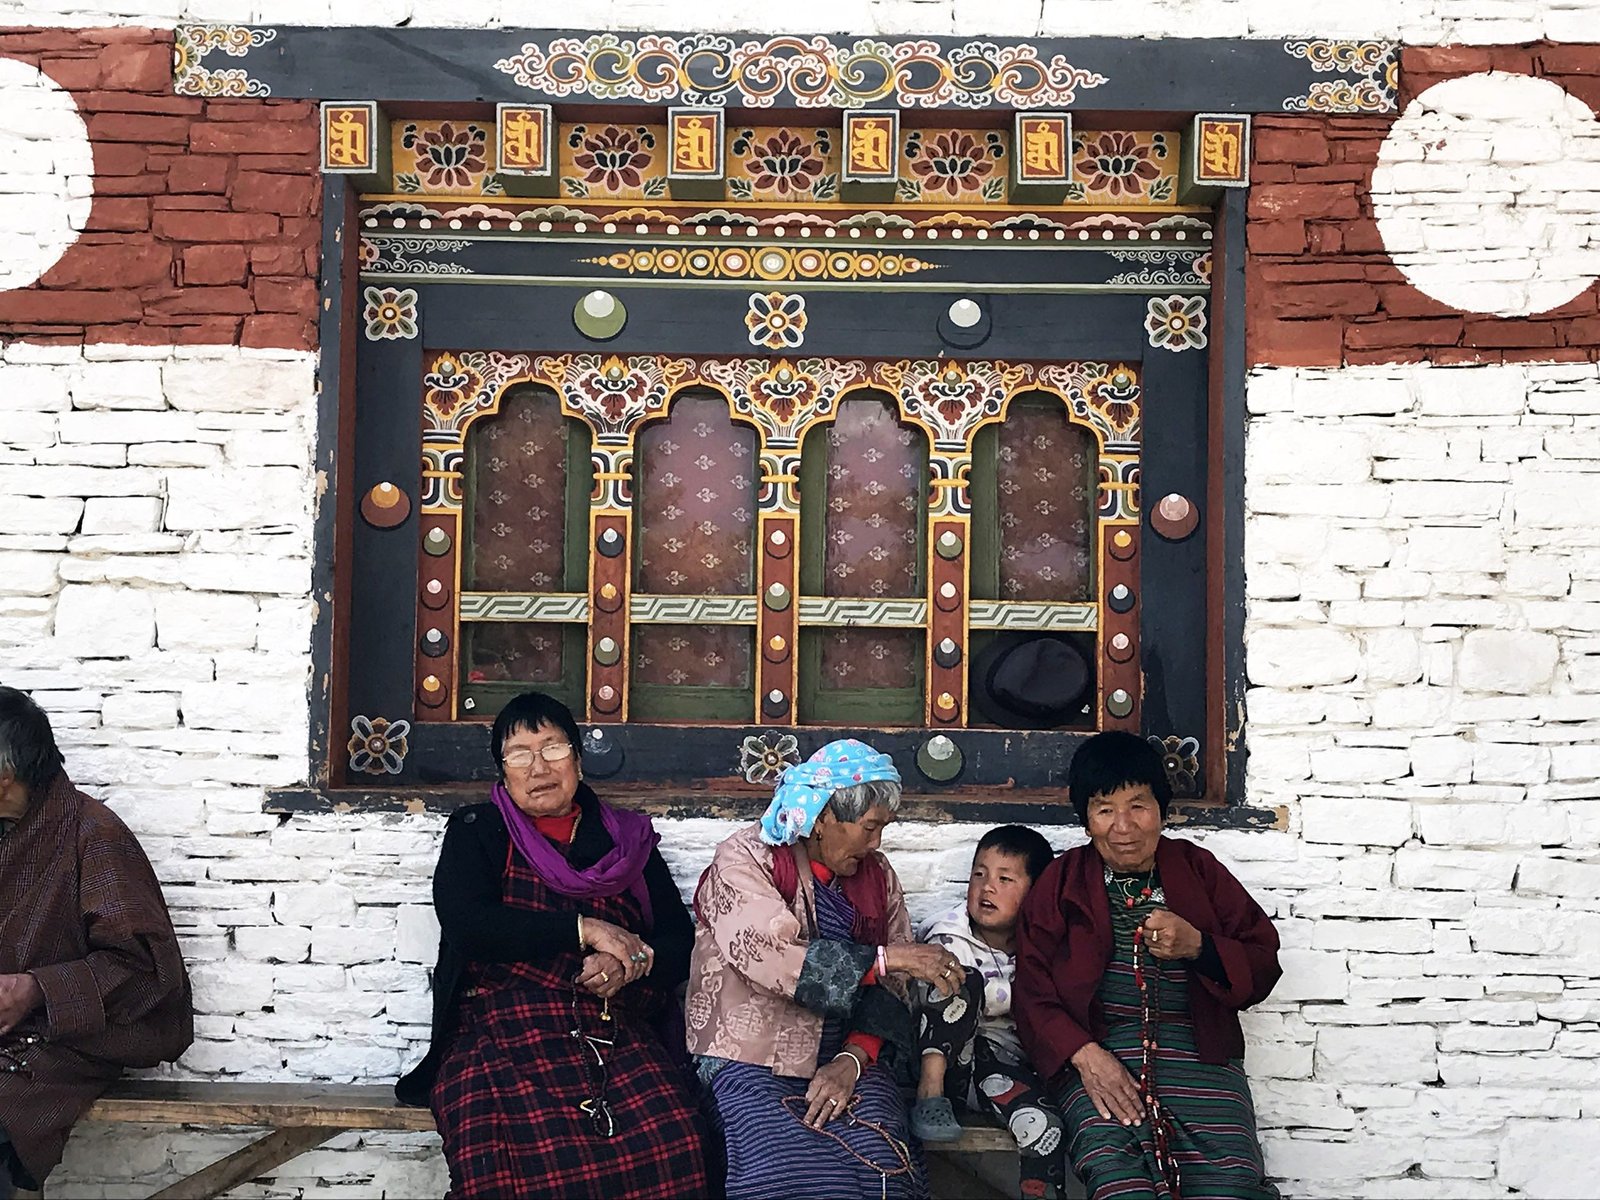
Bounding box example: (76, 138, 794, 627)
(2, 0, 1599, 1192)
(1241, 361, 1600, 1200)
(16, 356, 1599, 1197)
(0, 0, 1599, 41)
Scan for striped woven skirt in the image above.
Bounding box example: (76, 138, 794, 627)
(709, 881, 927, 1200)
(1057, 896, 1278, 1200)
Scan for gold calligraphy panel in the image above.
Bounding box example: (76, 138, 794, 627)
(842, 110, 900, 183)
(1015, 113, 1072, 185)
(1191, 114, 1251, 187)
(322, 102, 378, 173)
(497, 103, 553, 176)
(668, 107, 726, 179)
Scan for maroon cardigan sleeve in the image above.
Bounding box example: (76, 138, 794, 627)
(1183, 843, 1281, 1011)
(1013, 853, 1094, 1082)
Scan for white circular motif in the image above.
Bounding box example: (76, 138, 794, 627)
(979, 1073, 1014, 1098)
(0, 57, 93, 293)
(940, 994, 969, 1024)
(1372, 72, 1600, 317)
(1008, 1107, 1051, 1148)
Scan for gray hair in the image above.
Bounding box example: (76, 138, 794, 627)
(827, 779, 902, 823)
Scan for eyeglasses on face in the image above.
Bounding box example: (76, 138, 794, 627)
(502, 742, 576, 769)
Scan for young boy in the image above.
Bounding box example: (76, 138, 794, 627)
(910, 824, 1065, 1199)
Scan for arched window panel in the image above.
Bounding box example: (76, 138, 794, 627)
(631, 391, 759, 722)
(968, 394, 1099, 731)
(971, 395, 1096, 603)
(799, 392, 927, 726)
(459, 383, 593, 717)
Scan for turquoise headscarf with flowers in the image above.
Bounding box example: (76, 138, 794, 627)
(758, 738, 901, 847)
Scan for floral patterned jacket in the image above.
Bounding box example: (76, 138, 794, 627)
(685, 822, 913, 1080)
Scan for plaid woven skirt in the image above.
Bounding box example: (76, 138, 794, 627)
(431, 849, 708, 1199)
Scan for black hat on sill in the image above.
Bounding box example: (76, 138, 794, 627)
(970, 632, 1092, 730)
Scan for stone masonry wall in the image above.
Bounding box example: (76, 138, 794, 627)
(1248, 45, 1600, 370)
(0, 26, 318, 349)
(24, 356, 1600, 1197)
(3, 2, 1600, 1197)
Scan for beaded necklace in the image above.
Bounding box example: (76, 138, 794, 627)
(779, 1092, 914, 1200)
(1107, 865, 1180, 1197)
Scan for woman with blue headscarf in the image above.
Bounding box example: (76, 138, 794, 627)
(685, 739, 966, 1199)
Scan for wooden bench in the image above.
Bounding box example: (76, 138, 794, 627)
(86, 1081, 434, 1200)
(86, 1079, 1019, 1199)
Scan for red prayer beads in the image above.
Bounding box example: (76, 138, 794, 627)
(1132, 914, 1181, 1197)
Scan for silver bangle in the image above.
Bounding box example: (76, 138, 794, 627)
(833, 1049, 863, 1086)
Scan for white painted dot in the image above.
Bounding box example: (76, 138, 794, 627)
(1373, 71, 1600, 317)
(419, 218, 432, 229)
(509, 220, 523, 231)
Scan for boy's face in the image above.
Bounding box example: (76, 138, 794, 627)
(966, 847, 1033, 936)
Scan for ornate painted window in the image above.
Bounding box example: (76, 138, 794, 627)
(282, 32, 1301, 819)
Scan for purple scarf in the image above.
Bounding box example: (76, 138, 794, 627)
(491, 781, 659, 927)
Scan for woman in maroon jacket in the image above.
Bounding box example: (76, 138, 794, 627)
(1014, 731, 1281, 1200)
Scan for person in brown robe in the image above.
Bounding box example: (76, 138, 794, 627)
(0, 688, 193, 1194)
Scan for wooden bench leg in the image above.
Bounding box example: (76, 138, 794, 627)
(150, 1127, 339, 1200)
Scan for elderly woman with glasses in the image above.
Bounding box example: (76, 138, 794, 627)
(397, 691, 707, 1199)
(686, 739, 966, 1199)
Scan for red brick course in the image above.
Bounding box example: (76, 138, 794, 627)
(1248, 45, 1600, 368)
(0, 28, 319, 350)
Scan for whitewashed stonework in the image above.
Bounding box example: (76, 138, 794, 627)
(0, 2, 1598, 1197)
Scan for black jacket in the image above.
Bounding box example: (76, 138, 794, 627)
(395, 785, 695, 1106)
